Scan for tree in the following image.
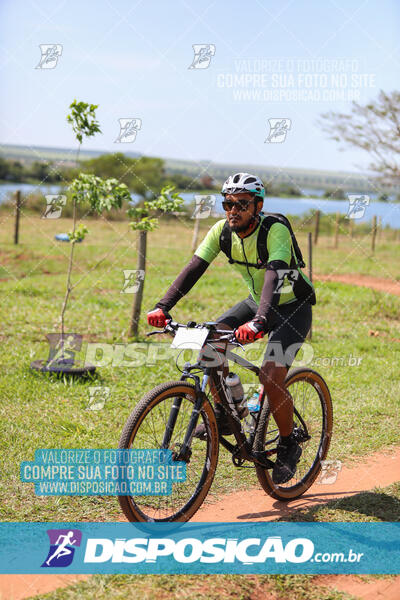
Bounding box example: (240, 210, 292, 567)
(267, 182, 302, 197)
(29, 160, 64, 183)
(31, 101, 132, 375)
(83, 153, 165, 197)
(59, 101, 101, 342)
(128, 156, 165, 198)
(6, 160, 25, 182)
(165, 173, 196, 189)
(323, 188, 345, 200)
(60, 102, 131, 341)
(127, 185, 184, 338)
(83, 152, 136, 184)
(30, 161, 50, 181)
(60, 173, 131, 339)
(0, 157, 8, 180)
(319, 90, 400, 185)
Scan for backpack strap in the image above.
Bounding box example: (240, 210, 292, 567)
(256, 215, 271, 268)
(219, 220, 261, 267)
(219, 213, 305, 269)
(260, 212, 306, 269)
(219, 221, 234, 263)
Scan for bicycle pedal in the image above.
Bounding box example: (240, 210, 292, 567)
(193, 424, 208, 440)
(251, 450, 274, 469)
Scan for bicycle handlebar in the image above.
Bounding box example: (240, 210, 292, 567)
(146, 320, 241, 346)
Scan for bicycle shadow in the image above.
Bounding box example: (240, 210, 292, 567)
(238, 489, 400, 521)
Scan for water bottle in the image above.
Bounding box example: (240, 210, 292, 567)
(226, 372, 248, 418)
(244, 390, 261, 435)
(247, 391, 261, 413)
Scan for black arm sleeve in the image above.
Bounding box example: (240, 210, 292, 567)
(255, 260, 288, 321)
(155, 255, 210, 312)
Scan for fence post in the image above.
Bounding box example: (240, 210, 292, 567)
(313, 210, 320, 245)
(334, 212, 340, 248)
(378, 216, 382, 241)
(14, 190, 22, 245)
(307, 232, 312, 340)
(371, 216, 377, 253)
(129, 230, 147, 338)
(191, 214, 200, 253)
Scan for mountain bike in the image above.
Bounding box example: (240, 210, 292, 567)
(118, 320, 333, 522)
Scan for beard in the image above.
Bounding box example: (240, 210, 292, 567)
(228, 213, 258, 233)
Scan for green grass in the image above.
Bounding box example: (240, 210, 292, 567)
(30, 574, 355, 600)
(0, 215, 399, 522)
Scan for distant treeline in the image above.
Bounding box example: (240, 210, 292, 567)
(0, 157, 67, 183)
(0, 154, 214, 190)
(1, 153, 396, 201)
(0, 153, 304, 197)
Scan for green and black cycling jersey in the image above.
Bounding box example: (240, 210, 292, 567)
(154, 214, 315, 320)
(194, 215, 315, 307)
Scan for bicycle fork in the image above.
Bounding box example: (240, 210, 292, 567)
(161, 371, 209, 462)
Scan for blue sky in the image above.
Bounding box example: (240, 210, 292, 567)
(0, 0, 399, 173)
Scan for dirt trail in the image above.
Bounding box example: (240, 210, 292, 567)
(193, 446, 400, 522)
(0, 575, 87, 600)
(316, 272, 400, 297)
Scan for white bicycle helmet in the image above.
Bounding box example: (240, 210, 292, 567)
(221, 172, 265, 200)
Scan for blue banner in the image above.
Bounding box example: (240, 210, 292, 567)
(0, 522, 399, 574)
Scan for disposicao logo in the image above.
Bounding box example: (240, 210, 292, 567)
(41, 529, 82, 567)
(83, 536, 314, 564)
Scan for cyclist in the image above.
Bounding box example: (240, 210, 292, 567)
(147, 173, 315, 484)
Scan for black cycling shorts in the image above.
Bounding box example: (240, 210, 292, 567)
(216, 295, 312, 369)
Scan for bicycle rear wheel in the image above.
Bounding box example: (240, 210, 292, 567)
(118, 381, 219, 522)
(254, 368, 333, 500)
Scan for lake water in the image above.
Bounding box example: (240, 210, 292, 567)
(1, 182, 399, 228)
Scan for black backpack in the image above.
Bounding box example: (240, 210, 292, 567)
(219, 212, 306, 269)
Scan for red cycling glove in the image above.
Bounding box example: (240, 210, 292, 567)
(235, 317, 266, 343)
(147, 307, 172, 328)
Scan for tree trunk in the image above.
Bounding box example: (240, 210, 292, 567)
(129, 230, 147, 337)
(60, 144, 80, 351)
(60, 196, 77, 345)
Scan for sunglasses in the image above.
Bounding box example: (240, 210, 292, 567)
(222, 199, 254, 212)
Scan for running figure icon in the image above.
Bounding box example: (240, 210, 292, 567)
(45, 531, 77, 566)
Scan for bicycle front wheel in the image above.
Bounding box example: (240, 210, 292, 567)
(254, 368, 333, 500)
(118, 381, 219, 522)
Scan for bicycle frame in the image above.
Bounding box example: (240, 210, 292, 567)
(119, 323, 331, 522)
(147, 320, 312, 473)
(160, 323, 277, 469)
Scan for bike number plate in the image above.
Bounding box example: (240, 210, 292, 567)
(171, 327, 209, 350)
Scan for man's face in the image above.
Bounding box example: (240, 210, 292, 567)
(223, 192, 262, 233)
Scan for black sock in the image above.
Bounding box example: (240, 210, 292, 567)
(280, 434, 293, 445)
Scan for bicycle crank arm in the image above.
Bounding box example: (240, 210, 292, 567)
(250, 450, 276, 469)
